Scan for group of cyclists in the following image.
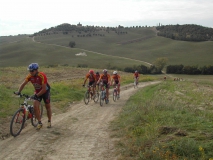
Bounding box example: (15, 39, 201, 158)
(83, 69, 121, 103)
(14, 63, 140, 130)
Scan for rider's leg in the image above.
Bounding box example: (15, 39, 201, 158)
(45, 103, 52, 122)
(118, 84, 120, 95)
(106, 88, 109, 100)
(34, 100, 41, 122)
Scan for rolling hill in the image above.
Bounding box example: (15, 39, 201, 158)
(1, 24, 213, 69)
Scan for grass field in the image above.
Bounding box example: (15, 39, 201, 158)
(0, 37, 145, 68)
(111, 78, 213, 160)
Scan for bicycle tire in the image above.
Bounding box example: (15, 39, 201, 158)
(94, 91, 99, 103)
(84, 91, 90, 105)
(31, 103, 43, 127)
(10, 108, 25, 137)
(100, 91, 104, 106)
(113, 90, 117, 102)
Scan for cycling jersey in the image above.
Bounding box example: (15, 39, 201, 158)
(99, 74, 111, 84)
(95, 74, 100, 82)
(25, 72, 50, 94)
(112, 74, 120, 83)
(134, 73, 139, 78)
(85, 73, 96, 82)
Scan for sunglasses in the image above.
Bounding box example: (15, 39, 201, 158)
(29, 70, 35, 72)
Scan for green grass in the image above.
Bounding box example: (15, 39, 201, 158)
(0, 37, 145, 68)
(111, 80, 213, 160)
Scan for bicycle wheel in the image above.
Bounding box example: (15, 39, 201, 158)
(31, 103, 43, 127)
(100, 91, 104, 106)
(84, 91, 90, 105)
(10, 108, 25, 137)
(113, 90, 117, 102)
(94, 91, 99, 103)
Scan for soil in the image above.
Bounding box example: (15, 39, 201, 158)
(0, 81, 160, 160)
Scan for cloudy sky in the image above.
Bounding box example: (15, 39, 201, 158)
(1, 0, 213, 36)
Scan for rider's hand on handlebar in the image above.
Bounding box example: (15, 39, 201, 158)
(30, 94, 38, 100)
(14, 91, 21, 95)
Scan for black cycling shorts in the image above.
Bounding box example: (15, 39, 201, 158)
(36, 90, 50, 104)
(89, 81, 95, 86)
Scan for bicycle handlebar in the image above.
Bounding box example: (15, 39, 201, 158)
(14, 92, 31, 99)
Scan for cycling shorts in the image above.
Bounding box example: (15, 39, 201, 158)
(89, 81, 95, 86)
(102, 82, 110, 89)
(36, 89, 50, 104)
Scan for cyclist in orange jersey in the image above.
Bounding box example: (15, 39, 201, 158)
(133, 70, 139, 84)
(83, 70, 97, 97)
(95, 71, 100, 91)
(14, 63, 52, 130)
(97, 69, 111, 103)
(111, 71, 121, 98)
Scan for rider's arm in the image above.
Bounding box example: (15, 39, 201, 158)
(36, 83, 47, 97)
(17, 80, 28, 93)
(108, 74, 111, 85)
(110, 75, 114, 84)
(83, 75, 88, 85)
(118, 75, 121, 84)
(97, 75, 102, 84)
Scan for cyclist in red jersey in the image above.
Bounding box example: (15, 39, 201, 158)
(111, 71, 121, 98)
(15, 63, 52, 130)
(95, 71, 100, 91)
(83, 70, 97, 97)
(97, 69, 111, 103)
(133, 70, 139, 84)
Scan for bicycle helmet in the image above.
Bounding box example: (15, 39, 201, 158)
(96, 71, 99, 74)
(103, 69, 107, 73)
(89, 70, 94, 74)
(135, 70, 138, 73)
(113, 71, 117, 75)
(28, 63, 39, 71)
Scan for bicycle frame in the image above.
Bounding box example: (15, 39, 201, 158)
(100, 84, 108, 106)
(112, 85, 118, 102)
(134, 78, 139, 88)
(84, 85, 98, 104)
(10, 93, 43, 137)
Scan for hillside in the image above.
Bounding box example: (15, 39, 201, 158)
(1, 23, 213, 69)
(156, 24, 213, 41)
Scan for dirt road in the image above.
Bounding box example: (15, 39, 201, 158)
(0, 81, 160, 160)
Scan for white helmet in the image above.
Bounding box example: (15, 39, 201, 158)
(113, 71, 117, 75)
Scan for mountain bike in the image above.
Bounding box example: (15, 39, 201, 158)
(112, 85, 119, 102)
(100, 84, 109, 106)
(10, 93, 43, 137)
(84, 85, 99, 105)
(134, 78, 139, 88)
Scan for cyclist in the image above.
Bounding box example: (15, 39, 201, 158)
(14, 63, 52, 130)
(111, 71, 121, 98)
(97, 69, 111, 103)
(95, 71, 100, 91)
(83, 70, 96, 98)
(133, 70, 139, 85)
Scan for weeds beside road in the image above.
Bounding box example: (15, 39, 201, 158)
(111, 80, 213, 160)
